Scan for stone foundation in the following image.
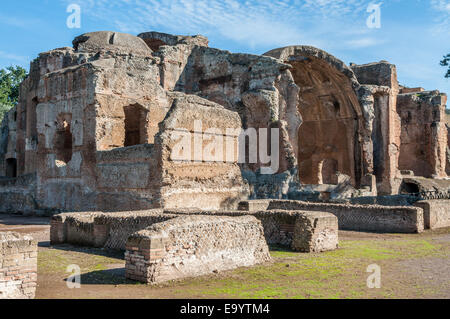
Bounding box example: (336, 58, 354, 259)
(239, 200, 424, 233)
(414, 200, 450, 229)
(0, 232, 37, 299)
(125, 215, 271, 284)
(50, 210, 179, 250)
(51, 209, 338, 253)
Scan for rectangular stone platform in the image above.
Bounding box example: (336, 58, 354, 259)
(125, 215, 271, 284)
(50, 210, 176, 250)
(239, 200, 425, 233)
(414, 200, 450, 229)
(0, 232, 37, 299)
(51, 208, 339, 253)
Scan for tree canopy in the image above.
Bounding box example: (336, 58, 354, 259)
(441, 54, 450, 79)
(0, 66, 28, 123)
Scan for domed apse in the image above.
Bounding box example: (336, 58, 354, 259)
(289, 56, 362, 186)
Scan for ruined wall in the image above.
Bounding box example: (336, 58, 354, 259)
(397, 91, 448, 178)
(414, 200, 450, 229)
(240, 200, 424, 233)
(351, 62, 401, 195)
(50, 210, 178, 250)
(154, 93, 248, 210)
(0, 107, 18, 177)
(0, 232, 37, 299)
(95, 144, 161, 211)
(147, 35, 301, 198)
(125, 215, 271, 284)
(0, 174, 36, 214)
(447, 124, 450, 176)
(266, 46, 366, 188)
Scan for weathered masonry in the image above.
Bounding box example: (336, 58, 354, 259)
(0, 232, 37, 299)
(0, 31, 448, 213)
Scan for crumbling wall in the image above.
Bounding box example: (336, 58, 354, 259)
(414, 200, 450, 229)
(50, 210, 177, 250)
(266, 46, 366, 188)
(397, 91, 448, 178)
(51, 207, 339, 252)
(0, 232, 37, 299)
(125, 215, 271, 284)
(239, 200, 424, 233)
(95, 144, 161, 211)
(154, 93, 249, 210)
(165, 209, 338, 253)
(0, 174, 36, 214)
(351, 62, 401, 195)
(0, 107, 17, 177)
(147, 33, 301, 198)
(447, 124, 450, 176)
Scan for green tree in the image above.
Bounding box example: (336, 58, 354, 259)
(0, 66, 28, 123)
(441, 54, 450, 78)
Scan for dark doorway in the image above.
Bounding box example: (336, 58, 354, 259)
(6, 158, 17, 178)
(124, 104, 148, 147)
(55, 120, 73, 164)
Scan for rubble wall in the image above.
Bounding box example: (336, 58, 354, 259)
(414, 200, 450, 229)
(125, 215, 271, 284)
(50, 210, 178, 250)
(397, 91, 448, 178)
(0, 232, 37, 299)
(240, 200, 424, 233)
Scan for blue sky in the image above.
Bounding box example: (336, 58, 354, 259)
(0, 0, 449, 94)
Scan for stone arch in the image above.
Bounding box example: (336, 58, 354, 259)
(264, 46, 364, 186)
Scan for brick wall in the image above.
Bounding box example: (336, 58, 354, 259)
(414, 200, 450, 229)
(50, 210, 177, 250)
(239, 200, 424, 233)
(0, 232, 37, 299)
(125, 215, 271, 284)
(166, 209, 338, 253)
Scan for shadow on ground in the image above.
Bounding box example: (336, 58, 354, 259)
(50, 244, 125, 260)
(65, 267, 138, 285)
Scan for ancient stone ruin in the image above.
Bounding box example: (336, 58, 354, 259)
(0, 31, 449, 285)
(0, 232, 37, 299)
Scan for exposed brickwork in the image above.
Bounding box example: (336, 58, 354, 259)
(414, 200, 450, 229)
(239, 200, 424, 233)
(125, 216, 271, 284)
(51, 208, 338, 253)
(0, 232, 37, 299)
(50, 210, 178, 250)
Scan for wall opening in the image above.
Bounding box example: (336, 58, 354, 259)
(54, 119, 73, 165)
(141, 38, 168, 52)
(28, 98, 38, 147)
(5, 158, 17, 178)
(320, 158, 339, 185)
(124, 104, 149, 147)
(400, 181, 420, 194)
(291, 56, 362, 186)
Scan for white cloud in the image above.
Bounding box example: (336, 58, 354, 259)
(430, 0, 450, 34)
(346, 37, 383, 48)
(63, 0, 378, 50)
(0, 51, 28, 62)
